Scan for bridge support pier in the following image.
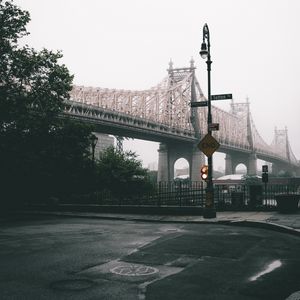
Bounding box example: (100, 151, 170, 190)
(248, 153, 257, 175)
(225, 154, 233, 175)
(157, 143, 170, 182)
(224, 152, 257, 175)
(157, 142, 205, 182)
(190, 145, 204, 181)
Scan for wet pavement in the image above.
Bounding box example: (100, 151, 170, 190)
(10, 209, 300, 234)
(0, 215, 300, 299)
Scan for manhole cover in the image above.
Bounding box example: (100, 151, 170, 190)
(110, 264, 158, 276)
(50, 279, 95, 291)
(285, 291, 300, 300)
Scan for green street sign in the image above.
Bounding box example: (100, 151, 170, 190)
(191, 101, 208, 107)
(211, 94, 232, 101)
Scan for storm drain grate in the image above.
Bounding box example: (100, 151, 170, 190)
(110, 264, 158, 276)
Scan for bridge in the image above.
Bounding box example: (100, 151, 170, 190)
(66, 59, 300, 181)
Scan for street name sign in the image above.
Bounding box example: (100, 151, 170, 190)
(210, 94, 232, 101)
(208, 123, 219, 131)
(198, 134, 220, 157)
(191, 101, 208, 107)
(191, 94, 232, 107)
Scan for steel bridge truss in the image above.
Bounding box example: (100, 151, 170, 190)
(68, 61, 299, 167)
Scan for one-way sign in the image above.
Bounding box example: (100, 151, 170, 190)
(210, 94, 232, 101)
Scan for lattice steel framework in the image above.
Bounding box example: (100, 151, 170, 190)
(68, 61, 299, 166)
(70, 64, 198, 131)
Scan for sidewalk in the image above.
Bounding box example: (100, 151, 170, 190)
(14, 209, 300, 236)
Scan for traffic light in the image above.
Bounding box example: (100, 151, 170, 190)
(201, 165, 208, 181)
(262, 165, 268, 173)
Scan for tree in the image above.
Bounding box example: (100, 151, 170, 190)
(242, 175, 262, 186)
(0, 1, 73, 127)
(0, 1, 94, 206)
(97, 147, 154, 201)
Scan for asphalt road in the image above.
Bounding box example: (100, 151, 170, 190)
(0, 216, 299, 300)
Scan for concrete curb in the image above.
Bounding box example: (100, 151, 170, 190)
(12, 210, 300, 237)
(227, 220, 300, 237)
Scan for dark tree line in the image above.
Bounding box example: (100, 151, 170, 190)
(0, 0, 154, 209)
(96, 147, 154, 201)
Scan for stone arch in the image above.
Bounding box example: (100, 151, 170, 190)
(157, 142, 204, 182)
(225, 153, 257, 175)
(174, 158, 190, 179)
(234, 163, 247, 175)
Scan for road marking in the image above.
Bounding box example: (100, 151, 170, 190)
(110, 264, 158, 276)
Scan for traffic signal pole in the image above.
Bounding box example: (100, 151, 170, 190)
(197, 24, 232, 218)
(200, 24, 216, 219)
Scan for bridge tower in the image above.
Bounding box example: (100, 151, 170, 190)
(225, 99, 257, 175)
(157, 59, 205, 182)
(271, 127, 294, 175)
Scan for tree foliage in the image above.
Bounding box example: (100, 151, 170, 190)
(242, 175, 262, 186)
(0, 0, 94, 206)
(0, 1, 154, 207)
(97, 147, 154, 199)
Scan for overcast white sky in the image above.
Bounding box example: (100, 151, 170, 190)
(15, 0, 300, 170)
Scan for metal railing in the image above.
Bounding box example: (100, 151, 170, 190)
(62, 181, 300, 211)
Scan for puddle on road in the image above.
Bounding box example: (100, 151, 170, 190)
(249, 260, 282, 281)
(158, 227, 185, 234)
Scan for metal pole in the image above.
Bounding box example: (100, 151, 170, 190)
(202, 24, 216, 218)
(92, 145, 95, 163)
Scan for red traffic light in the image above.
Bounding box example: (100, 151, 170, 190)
(201, 165, 208, 180)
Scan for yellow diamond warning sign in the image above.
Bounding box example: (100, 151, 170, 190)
(198, 134, 220, 157)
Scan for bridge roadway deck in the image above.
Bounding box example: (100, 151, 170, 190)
(63, 100, 299, 168)
(64, 100, 196, 143)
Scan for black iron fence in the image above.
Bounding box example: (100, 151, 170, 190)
(63, 181, 300, 211)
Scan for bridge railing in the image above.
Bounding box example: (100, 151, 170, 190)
(64, 100, 196, 139)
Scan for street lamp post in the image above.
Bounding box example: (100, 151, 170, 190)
(199, 23, 216, 218)
(90, 134, 98, 163)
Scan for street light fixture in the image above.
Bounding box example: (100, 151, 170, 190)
(199, 42, 208, 59)
(199, 23, 216, 218)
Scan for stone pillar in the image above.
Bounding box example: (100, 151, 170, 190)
(225, 154, 233, 175)
(248, 153, 257, 175)
(190, 146, 205, 181)
(94, 133, 114, 159)
(157, 143, 169, 182)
